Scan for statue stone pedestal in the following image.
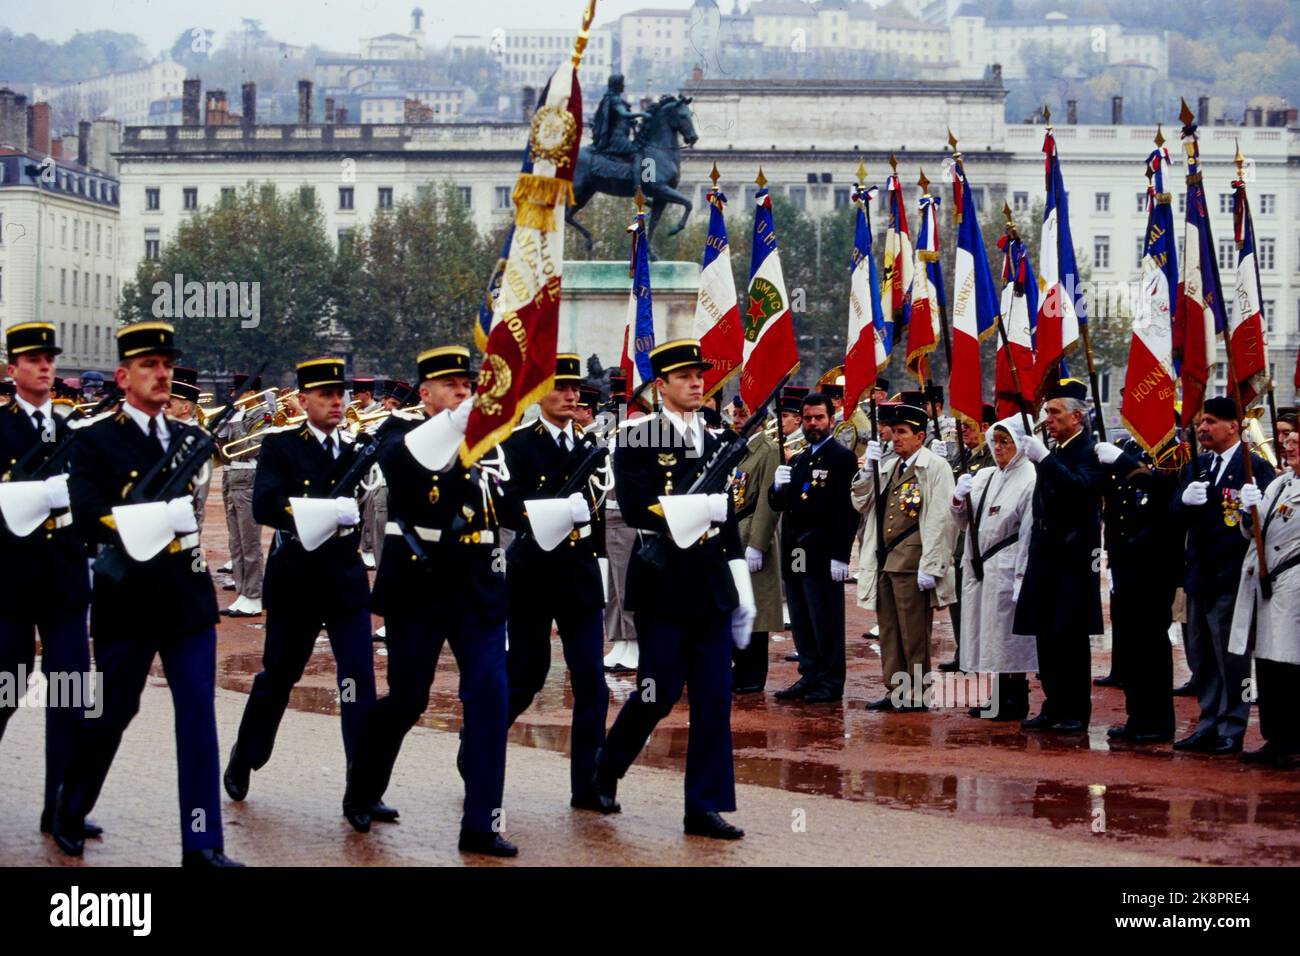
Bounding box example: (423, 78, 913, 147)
(558, 260, 701, 371)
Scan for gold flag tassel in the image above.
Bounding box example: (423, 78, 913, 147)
(512, 174, 575, 231)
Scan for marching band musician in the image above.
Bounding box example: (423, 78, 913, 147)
(167, 366, 210, 531)
(346, 345, 517, 857)
(53, 321, 241, 866)
(223, 358, 386, 829)
(216, 372, 269, 618)
(602, 371, 646, 674)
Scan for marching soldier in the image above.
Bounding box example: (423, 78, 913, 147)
(603, 372, 647, 674)
(497, 354, 613, 812)
(575, 383, 600, 430)
(54, 321, 241, 866)
(941, 402, 996, 673)
(223, 358, 385, 826)
(346, 345, 516, 856)
(592, 340, 754, 839)
(167, 366, 210, 531)
(216, 372, 267, 618)
(769, 391, 860, 704)
(777, 384, 808, 462)
(730, 410, 782, 694)
(354, 376, 381, 569)
(0, 323, 98, 840)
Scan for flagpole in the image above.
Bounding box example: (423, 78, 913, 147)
(855, 161, 888, 571)
(935, 146, 970, 474)
(997, 201, 1034, 435)
(1233, 141, 1283, 450)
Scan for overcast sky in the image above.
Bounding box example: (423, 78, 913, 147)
(3, 0, 693, 54)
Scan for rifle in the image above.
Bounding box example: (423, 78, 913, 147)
(507, 438, 610, 556)
(3, 385, 122, 482)
(637, 374, 789, 572)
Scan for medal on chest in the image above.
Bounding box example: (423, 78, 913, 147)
(898, 480, 922, 518)
(730, 468, 749, 510)
(428, 473, 441, 505)
(1221, 487, 1242, 527)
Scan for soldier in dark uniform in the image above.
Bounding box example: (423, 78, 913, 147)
(167, 366, 211, 532)
(497, 354, 613, 813)
(770, 391, 861, 703)
(223, 358, 385, 828)
(0, 323, 98, 840)
(592, 340, 755, 840)
(1014, 379, 1107, 733)
(53, 321, 241, 866)
(1094, 435, 1182, 743)
(346, 346, 517, 857)
(940, 402, 996, 673)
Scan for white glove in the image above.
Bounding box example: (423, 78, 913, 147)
(567, 491, 590, 524)
(166, 496, 198, 535)
(774, 464, 793, 490)
(917, 571, 937, 591)
(1181, 480, 1209, 506)
(830, 559, 850, 582)
(1095, 441, 1122, 465)
(1239, 481, 1262, 510)
(745, 546, 763, 573)
(865, 440, 884, 463)
(1023, 436, 1049, 463)
(448, 399, 472, 433)
(931, 440, 947, 459)
(707, 492, 729, 523)
(954, 473, 974, 500)
(335, 496, 361, 527)
(43, 474, 70, 510)
(728, 559, 757, 649)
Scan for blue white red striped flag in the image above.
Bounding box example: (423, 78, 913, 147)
(693, 183, 742, 398)
(620, 207, 656, 391)
(740, 178, 800, 408)
(947, 157, 999, 430)
(1032, 129, 1085, 398)
(844, 180, 887, 415)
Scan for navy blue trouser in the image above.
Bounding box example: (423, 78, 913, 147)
(598, 611, 736, 814)
(353, 609, 508, 834)
(62, 625, 224, 852)
(234, 605, 376, 770)
(506, 598, 608, 796)
(0, 611, 91, 818)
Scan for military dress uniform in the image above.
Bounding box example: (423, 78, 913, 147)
(57, 321, 235, 865)
(497, 355, 609, 805)
(169, 366, 210, 531)
(730, 428, 782, 692)
(224, 358, 377, 801)
(0, 323, 93, 834)
(348, 346, 515, 853)
(216, 374, 266, 613)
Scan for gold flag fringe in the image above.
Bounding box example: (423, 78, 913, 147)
(513, 175, 575, 231)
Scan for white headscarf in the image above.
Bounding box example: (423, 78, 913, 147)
(986, 416, 1028, 470)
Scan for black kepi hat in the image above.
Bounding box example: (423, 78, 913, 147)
(6, 322, 61, 357)
(417, 346, 472, 382)
(171, 366, 200, 402)
(555, 353, 582, 384)
(649, 339, 712, 379)
(117, 321, 182, 361)
(296, 357, 347, 391)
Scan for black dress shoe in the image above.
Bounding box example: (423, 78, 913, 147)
(783, 653, 801, 662)
(865, 696, 896, 711)
(733, 683, 764, 695)
(368, 801, 399, 823)
(49, 788, 84, 857)
(222, 583, 237, 592)
(773, 678, 812, 701)
(1107, 724, 1134, 739)
(41, 809, 103, 838)
(1171, 680, 1196, 697)
(1130, 731, 1173, 744)
(803, 688, 842, 704)
(896, 703, 928, 713)
(684, 811, 745, 840)
(459, 830, 518, 857)
(182, 848, 246, 867)
(938, 659, 961, 673)
(341, 801, 371, 833)
(1049, 719, 1088, 733)
(1173, 728, 1218, 752)
(571, 789, 621, 814)
(1093, 674, 1123, 688)
(1209, 735, 1242, 755)
(223, 747, 250, 801)
(1021, 713, 1055, 730)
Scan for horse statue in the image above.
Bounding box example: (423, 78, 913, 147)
(567, 93, 699, 260)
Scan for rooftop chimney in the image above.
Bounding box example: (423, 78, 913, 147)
(91, 118, 121, 176)
(297, 80, 313, 124)
(205, 90, 228, 126)
(692, 65, 703, 82)
(78, 120, 90, 166)
(182, 78, 201, 126)
(991, 62, 1002, 83)
(1066, 99, 1078, 124)
(1197, 95, 1209, 126)
(335, 107, 347, 124)
(241, 82, 256, 131)
(324, 97, 335, 124)
(0, 88, 27, 152)
(50, 138, 63, 160)
(1111, 96, 1123, 125)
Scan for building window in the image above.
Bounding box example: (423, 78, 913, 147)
(971, 188, 985, 214)
(106, 227, 112, 255)
(220, 187, 235, 205)
(1135, 192, 1147, 214)
(1259, 194, 1276, 215)
(833, 186, 851, 209)
(1178, 193, 1186, 214)
(95, 273, 101, 308)
(299, 186, 316, 209)
(338, 229, 355, 253)
(1218, 193, 1231, 215)
(1218, 239, 1235, 272)
(378, 187, 393, 210)
(144, 229, 160, 262)
(183, 187, 198, 210)
(1093, 236, 1109, 270)
(1136, 237, 1145, 268)
(339, 187, 354, 210)
(494, 185, 511, 211)
(458, 186, 472, 208)
(95, 223, 101, 252)
(1258, 237, 1275, 271)
(72, 269, 79, 305)
(145, 188, 160, 210)
(85, 221, 90, 249)
(1263, 300, 1275, 333)
(73, 218, 79, 250)
(1095, 192, 1110, 213)
(787, 186, 806, 211)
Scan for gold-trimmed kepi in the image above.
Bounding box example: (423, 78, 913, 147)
(417, 345, 472, 382)
(171, 365, 200, 402)
(890, 403, 929, 431)
(6, 322, 62, 358)
(117, 321, 182, 360)
(1044, 377, 1088, 402)
(649, 338, 713, 379)
(816, 365, 845, 400)
(296, 357, 347, 391)
(555, 353, 582, 383)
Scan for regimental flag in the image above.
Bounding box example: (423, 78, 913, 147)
(475, 229, 512, 351)
(906, 186, 942, 382)
(1121, 139, 1179, 453)
(462, 57, 581, 464)
(1230, 173, 1269, 407)
(844, 180, 888, 415)
(620, 206, 656, 391)
(882, 168, 914, 350)
(995, 222, 1039, 421)
(740, 176, 800, 409)
(1032, 128, 1085, 399)
(1172, 106, 1228, 428)
(693, 182, 742, 398)
(947, 156, 1000, 430)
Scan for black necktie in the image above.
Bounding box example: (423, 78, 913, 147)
(557, 431, 569, 453)
(148, 416, 165, 455)
(324, 435, 336, 459)
(1209, 454, 1221, 484)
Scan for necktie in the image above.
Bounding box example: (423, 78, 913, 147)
(324, 435, 337, 459)
(557, 431, 569, 453)
(1209, 454, 1221, 484)
(148, 416, 166, 455)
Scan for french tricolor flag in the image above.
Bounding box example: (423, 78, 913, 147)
(1032, 129, 1084, 399)
(1230, 178, 1269, 407)
(620, 207, 655, 391)
(739, 178, 800, 409)
(882, 170, 914, 350)
(693, 181, 742, 399)
(906, 188, 942, 382)
(844, 180, 888, 415)
(995, 225, 1038, 421)
(948, 157, 999, 430)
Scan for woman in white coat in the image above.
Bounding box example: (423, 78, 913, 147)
(951, 417, 1037, 721)
(1230, 431, 1300, 768)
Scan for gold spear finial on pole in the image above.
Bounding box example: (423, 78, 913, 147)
(1154, 122, 1165, 148)
(1003, 199, 1019, 241)
(634, 186, 645, 213)
(1179, 97, 1196, 128)
(755, 166, 767, 188)
(889, 152, 898, 176)
(709, 161, 721, 187)
(917, 167, 930, 196)
(1042, 102, 1051, 128)
(856, 159, 867, 183)
(570, 0, 599, 67)
(1234, 138, 1245, 180)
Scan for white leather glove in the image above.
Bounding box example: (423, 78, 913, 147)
(1095, 441, 1122, 465)
(728, 559, 757, 650)
(865, 440, 884, 463)
(707, 492, 729, 523)
(774, 464, 793, 490)
(449, 399, 472, 433)
(954, 473, 974, 500)
(43, 474, 70, 510)
(1239, 481, 1262, 510)
(830, 559, 850, 582)
(917, 570, 937, 591)
(166, 496, 198, 535)
(1181, 480, 1209, 506)
(931, 440, 947, 459)
(567, 491, 590, 524)
(335, 496, 361, 527)
(1023, 436, 1049, 463)
(745, 546, 763, 573)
